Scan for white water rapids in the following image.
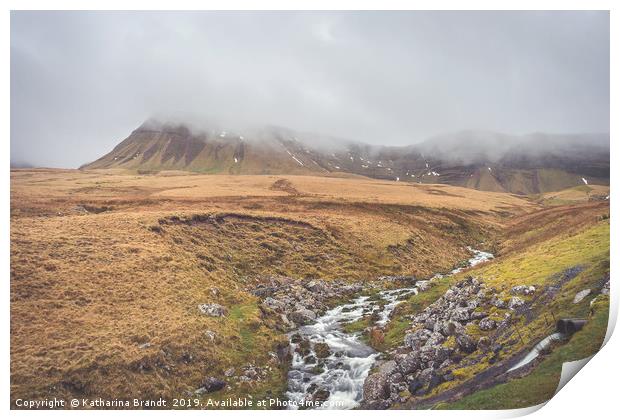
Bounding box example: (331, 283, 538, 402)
(285, 248, 494, 409)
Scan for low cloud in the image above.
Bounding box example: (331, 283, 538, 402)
(11, 11, 609, 168)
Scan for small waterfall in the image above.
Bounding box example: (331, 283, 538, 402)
(285, 248, 494, 409)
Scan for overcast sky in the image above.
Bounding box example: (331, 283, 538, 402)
(11, 11, 609, 168)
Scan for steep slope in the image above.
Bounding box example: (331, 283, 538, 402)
(80, 123, 328, 175)
(81, 122, 609, 194)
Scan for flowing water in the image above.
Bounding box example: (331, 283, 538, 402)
(285, 248, 494, 409)
(506, 332, 566, 373)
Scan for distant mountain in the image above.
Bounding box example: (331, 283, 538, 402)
(80, 121, 609, 195)
(10, 160, 35, 169)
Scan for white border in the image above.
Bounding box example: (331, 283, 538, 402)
(3, 2, 617, 420)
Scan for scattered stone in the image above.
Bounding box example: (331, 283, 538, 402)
(262, 297, 286, 312)
(510, 285, 536, 296)
(507, 297, 525, 310)
(416, 280, 432, 292)
(201, 377, 226, 393)
(490, 295, 507, 309)
(601, 279, 610, 295)
(224, 368, 235, 377)
(198, 303, 227, 317)
(138, 342, 151, 349)
(479, 317, 496, 331)
(456, 334, 477, 354)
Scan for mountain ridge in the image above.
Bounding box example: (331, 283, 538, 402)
(80, 121, 609, 195)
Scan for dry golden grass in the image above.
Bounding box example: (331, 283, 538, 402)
(11, 168, 541, 405)
(536, 184, 609, 206)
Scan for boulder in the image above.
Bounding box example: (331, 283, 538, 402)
(304, 280, 326, 294)
(394, 352, 421, 375)
(507, 297, 525, 310)
(201, 377, 226, 393)
(426, 332, 446, 347)
(417, 367, 435, 385)
(451, 307, 470, 322)
(198, 303, 228, 317)
(378, 360, 399, 376)
(407, 378, 425, 395)
(404, 329, 432, 349)
(262, 297, 286, 312)
(314, 342, 331, 359)
(456, 334, 477, 354)
(441, 320, 464, 336)
(479, 317, 496, 331)
(363, 372, 391, 401)
(289, 309, 317, 325)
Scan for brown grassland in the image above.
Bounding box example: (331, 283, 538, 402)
(10, 168, 609, 407)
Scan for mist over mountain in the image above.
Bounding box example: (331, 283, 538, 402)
(80, 119, 609, 195)
(11, 11, 609, 168)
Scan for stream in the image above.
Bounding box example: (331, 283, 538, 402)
(506, 332, 566, 373)
(285, 248, 494, 409)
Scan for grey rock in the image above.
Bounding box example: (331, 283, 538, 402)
(198, 303, 228, 317)
(363, 372, 391, 401)
(201, 377, 226, 393)
(394, 352, 421, 375)
(451, 307, 471, 322)
(477, 336, 492, 351)
(511, 285, 536, 296)
(426, 332, 446, 347)
(288, 309, 317, 325)
(507, 297, 525, 310)
(479, 317, 497, 331)
(456, 334, 477, 353)
(262, 297, 286, 311)
(378, 360, 399, 376)
(416, 280, 432, 292)
(490, 295, 507, 309)
(404, 329, 432, 349)
(470, 310, 488, 320)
